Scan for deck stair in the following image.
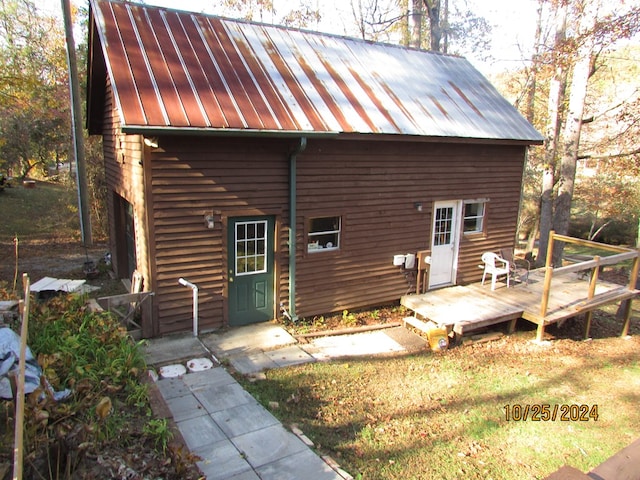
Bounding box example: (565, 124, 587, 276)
(402, 316, 434, 332)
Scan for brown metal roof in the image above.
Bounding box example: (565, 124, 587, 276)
(89, 0, 543, 143)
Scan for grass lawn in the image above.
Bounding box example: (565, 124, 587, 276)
(0, 179, 80, 241)
(240, 316, 640, 479)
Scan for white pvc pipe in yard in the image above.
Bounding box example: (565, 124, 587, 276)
(178, 278, 199, 336)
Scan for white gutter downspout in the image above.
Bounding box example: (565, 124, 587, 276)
(178, 278, 199, 336)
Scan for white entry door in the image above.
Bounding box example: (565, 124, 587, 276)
(429, 201, 461, 288)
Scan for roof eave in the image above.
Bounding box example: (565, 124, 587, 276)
(121, 125, 544, 145)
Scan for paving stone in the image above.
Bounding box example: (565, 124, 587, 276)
(211, 402, 280, 438)
(265, 345, 315, 368)
(183, 366, 237, 391)
(255, 448, 343, 480)
(304, 330, 405, 360)
(164, 393, 207, 422)
(143, 333, 208, 365)
(226, 470, 261, 480)
(194, 438, 254, 480)
(201, 323, 296, 357)
(156, 376, 190, 400)
(228, 352, 279, 374)
(177, 415, 227, 451)
(193, 382, 256, 414)
(231, 424, 307, 469)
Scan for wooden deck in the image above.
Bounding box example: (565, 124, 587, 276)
(401, 269, 638, 339)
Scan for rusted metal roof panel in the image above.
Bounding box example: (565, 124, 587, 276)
(90, 0, 543, 142)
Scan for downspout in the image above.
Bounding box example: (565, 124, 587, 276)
(287, 137, 307, 321)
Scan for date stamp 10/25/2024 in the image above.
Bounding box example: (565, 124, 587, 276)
(504, 404, 599, 422)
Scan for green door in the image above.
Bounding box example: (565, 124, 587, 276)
(228, 216, 275, 326)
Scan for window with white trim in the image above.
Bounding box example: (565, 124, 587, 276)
(463, 201, 486, 234)
(308, 216, 341, 252)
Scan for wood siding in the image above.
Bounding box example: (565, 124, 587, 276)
(148, 136, 292, 335)
(102, 82, 154, 335)
(143, 136, 525, 333)
(294, 139, 526, 318)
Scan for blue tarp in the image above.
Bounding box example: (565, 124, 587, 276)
(0, 327, 71, 401)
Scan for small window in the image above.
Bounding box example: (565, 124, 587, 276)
(463, 202, 485, 234)
(308, 216, 341, 252)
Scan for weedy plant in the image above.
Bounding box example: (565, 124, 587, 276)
(144, 418, 173, 454)
(0, 293, 171, 478)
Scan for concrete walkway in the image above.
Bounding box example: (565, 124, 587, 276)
(143, 322, 426, 479)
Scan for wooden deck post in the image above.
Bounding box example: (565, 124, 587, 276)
(545, 230, 555, 268)
(619, 252, 640, 337)
(588, 256, 600, 299)
(582, 257, 600, 340)
(628, 254, 640, 291)
(583, 311, 593, 339)
(536, 233, 557, 343)
(621, 299, 633, 337)
(536, 323, 546, 342)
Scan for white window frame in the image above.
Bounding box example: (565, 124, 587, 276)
(463, 200, 487, 235)
(307, 216, 341, 253)
(235, 220, 268, 276)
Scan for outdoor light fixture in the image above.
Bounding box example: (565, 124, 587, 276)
(204, 214, 215, 229)
(143, 136, 159, 148)
(414, 202, 423, 212)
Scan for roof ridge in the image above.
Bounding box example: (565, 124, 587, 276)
(94, 0, 462, 59)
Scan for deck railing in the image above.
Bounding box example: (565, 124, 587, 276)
(538, 231, 640, 339)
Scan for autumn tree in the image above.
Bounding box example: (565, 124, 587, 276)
(0, 0, 70, 178)
(221, 0, 321, 28)
(345, 0, 489, 55)
(529, 0, 640, 265)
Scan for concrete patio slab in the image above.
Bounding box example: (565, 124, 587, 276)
(163, 393, 207, 422)
(194, 438, 255, 480)
(178, 414, 227, 451)
(265, 345, 315, 368)
(212, 402, 280, 438)
(193, 382, 256, 413)
(156, 376, 191, 400)
(226, 471, 261, 480)
(201, 322, 296, 357)
(231, 424, 308, 469)
(143, 332, 210, 365)
(303, 329, 406, 360)
(182, 366, 236, 390)
(255, 448, 343, 480)
(228, 351, 280, 374)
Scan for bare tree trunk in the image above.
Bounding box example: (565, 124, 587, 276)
(410, 0, 423, 48)
(525, 3, 543, 124)
(552, 0, 600, 265)
(441, 0, 448, 54)
(423, 0, 441, 52)
(537, 0, 567, 266)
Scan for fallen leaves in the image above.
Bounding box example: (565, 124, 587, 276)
(95, 396, 112, 419)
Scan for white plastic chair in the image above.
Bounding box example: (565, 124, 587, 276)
(481, 252, 510, 290)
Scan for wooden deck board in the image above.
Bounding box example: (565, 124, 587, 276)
(401, 269, 638, 335)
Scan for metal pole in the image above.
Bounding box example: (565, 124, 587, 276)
(61, 0, 92, 245)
